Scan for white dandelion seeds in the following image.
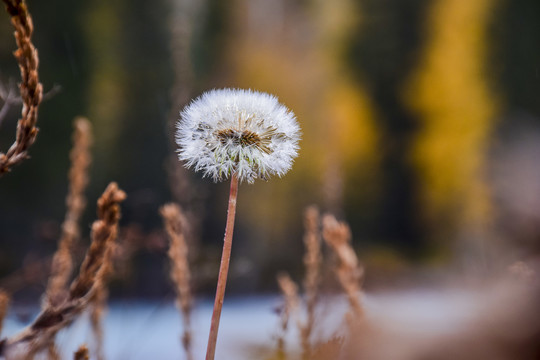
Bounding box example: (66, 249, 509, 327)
(176, 88, 301, 183)
(175, 88, 300, 360)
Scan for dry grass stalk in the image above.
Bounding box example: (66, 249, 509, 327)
(160, 203, 193, 360)
(47, 343, 60, 360)
(301, 206, 322, 359)
(0, 183, 125, 359)
(0, 0, 43, 175)
(86, 183, 126, 360)
(0, 290, 9, 336)
(90, 281, 108, 360)
(322, 214, 364, 317)
(70, 182, 125, 299)
(276, 272, 300, 358)
(73, 345, 89, 360)
(46, 118, 93, 308)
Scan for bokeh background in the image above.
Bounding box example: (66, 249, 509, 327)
(0, 0, 539, 300)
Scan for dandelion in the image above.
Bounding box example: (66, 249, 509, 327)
(176, 88, 300, 360)
(176, 88, 300, 184)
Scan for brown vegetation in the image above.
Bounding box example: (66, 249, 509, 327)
(322, 214, 364, 317)
(73, 345, 89, 360)
(300, 206, 322, 359)
(46, 118, 93, 308)
(161, 203, 194, 360)
(0, 0, 43, 175)
(276, 272, 300, 358)
(0, 290, 9, 336)
(0, 182, 125, 359)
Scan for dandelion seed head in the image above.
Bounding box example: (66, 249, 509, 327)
(176, 88, 301, 183)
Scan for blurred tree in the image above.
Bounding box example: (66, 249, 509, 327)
(404, 0, 498, 263)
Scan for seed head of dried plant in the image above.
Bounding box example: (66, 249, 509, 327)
(87, 183, 125, 360)
(46, 117, 93, 308)
(0, 183, 125, 358)
(276, 272, 300, 358)
(301, 206, 322, 359)
(322, 214, 364, 317)
(73, 345, 89, 360)
(0, 0, 43, 175)
(161, 203, 194, 360)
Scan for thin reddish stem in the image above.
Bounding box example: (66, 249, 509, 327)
(205, 174, 239, 360)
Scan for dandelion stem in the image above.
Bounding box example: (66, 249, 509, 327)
(206, 173, 239, 360)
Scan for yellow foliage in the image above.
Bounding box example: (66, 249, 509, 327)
(405, 0, 498, 231)
(83, 1, 128, 154)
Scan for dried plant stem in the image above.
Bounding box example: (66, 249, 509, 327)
(90, 284, 108, 360)
(205, 174, 239, 360)
(46, 118, 93, 307)
(276, 273, 300, 358)
(322, 214, 363, 317)
(0, 183, 125, 358)
(301, 206, 321, 359)
(0, 290, 9, 336)
(161, 203, 193, 360)
(0, 0, 43, 175)
(47, 343, 60, 360)
(88, 183, 125, 360)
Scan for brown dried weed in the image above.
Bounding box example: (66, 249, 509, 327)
(0, 182, 125, 359)
(322, 214, 364, 317)
(276, 272, 300, 358)
(0, 290, 9, 336)
(301, 206, 322, 359)
(73, 345, 89, 360)
(46, 118, 93, 308)
(0, 0, 43, 175)
(161, 203, 194, 360)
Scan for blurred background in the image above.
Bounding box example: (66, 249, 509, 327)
(0, 0, 539, 301)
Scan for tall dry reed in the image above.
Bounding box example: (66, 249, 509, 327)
(87, 183, 126, 360)
(89, 271, 109, 360)
(0, 182, 125, 359)
(301, 206, 322, 359)
(322, 214, 363, 317)
(276, 272, 300, 358)
(47, 343, 60, 360)
(160, 203, 193, 360)
(46, 117, 93, 308)
(0, 0, 43, 175)
(0, 290, 9, 336)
